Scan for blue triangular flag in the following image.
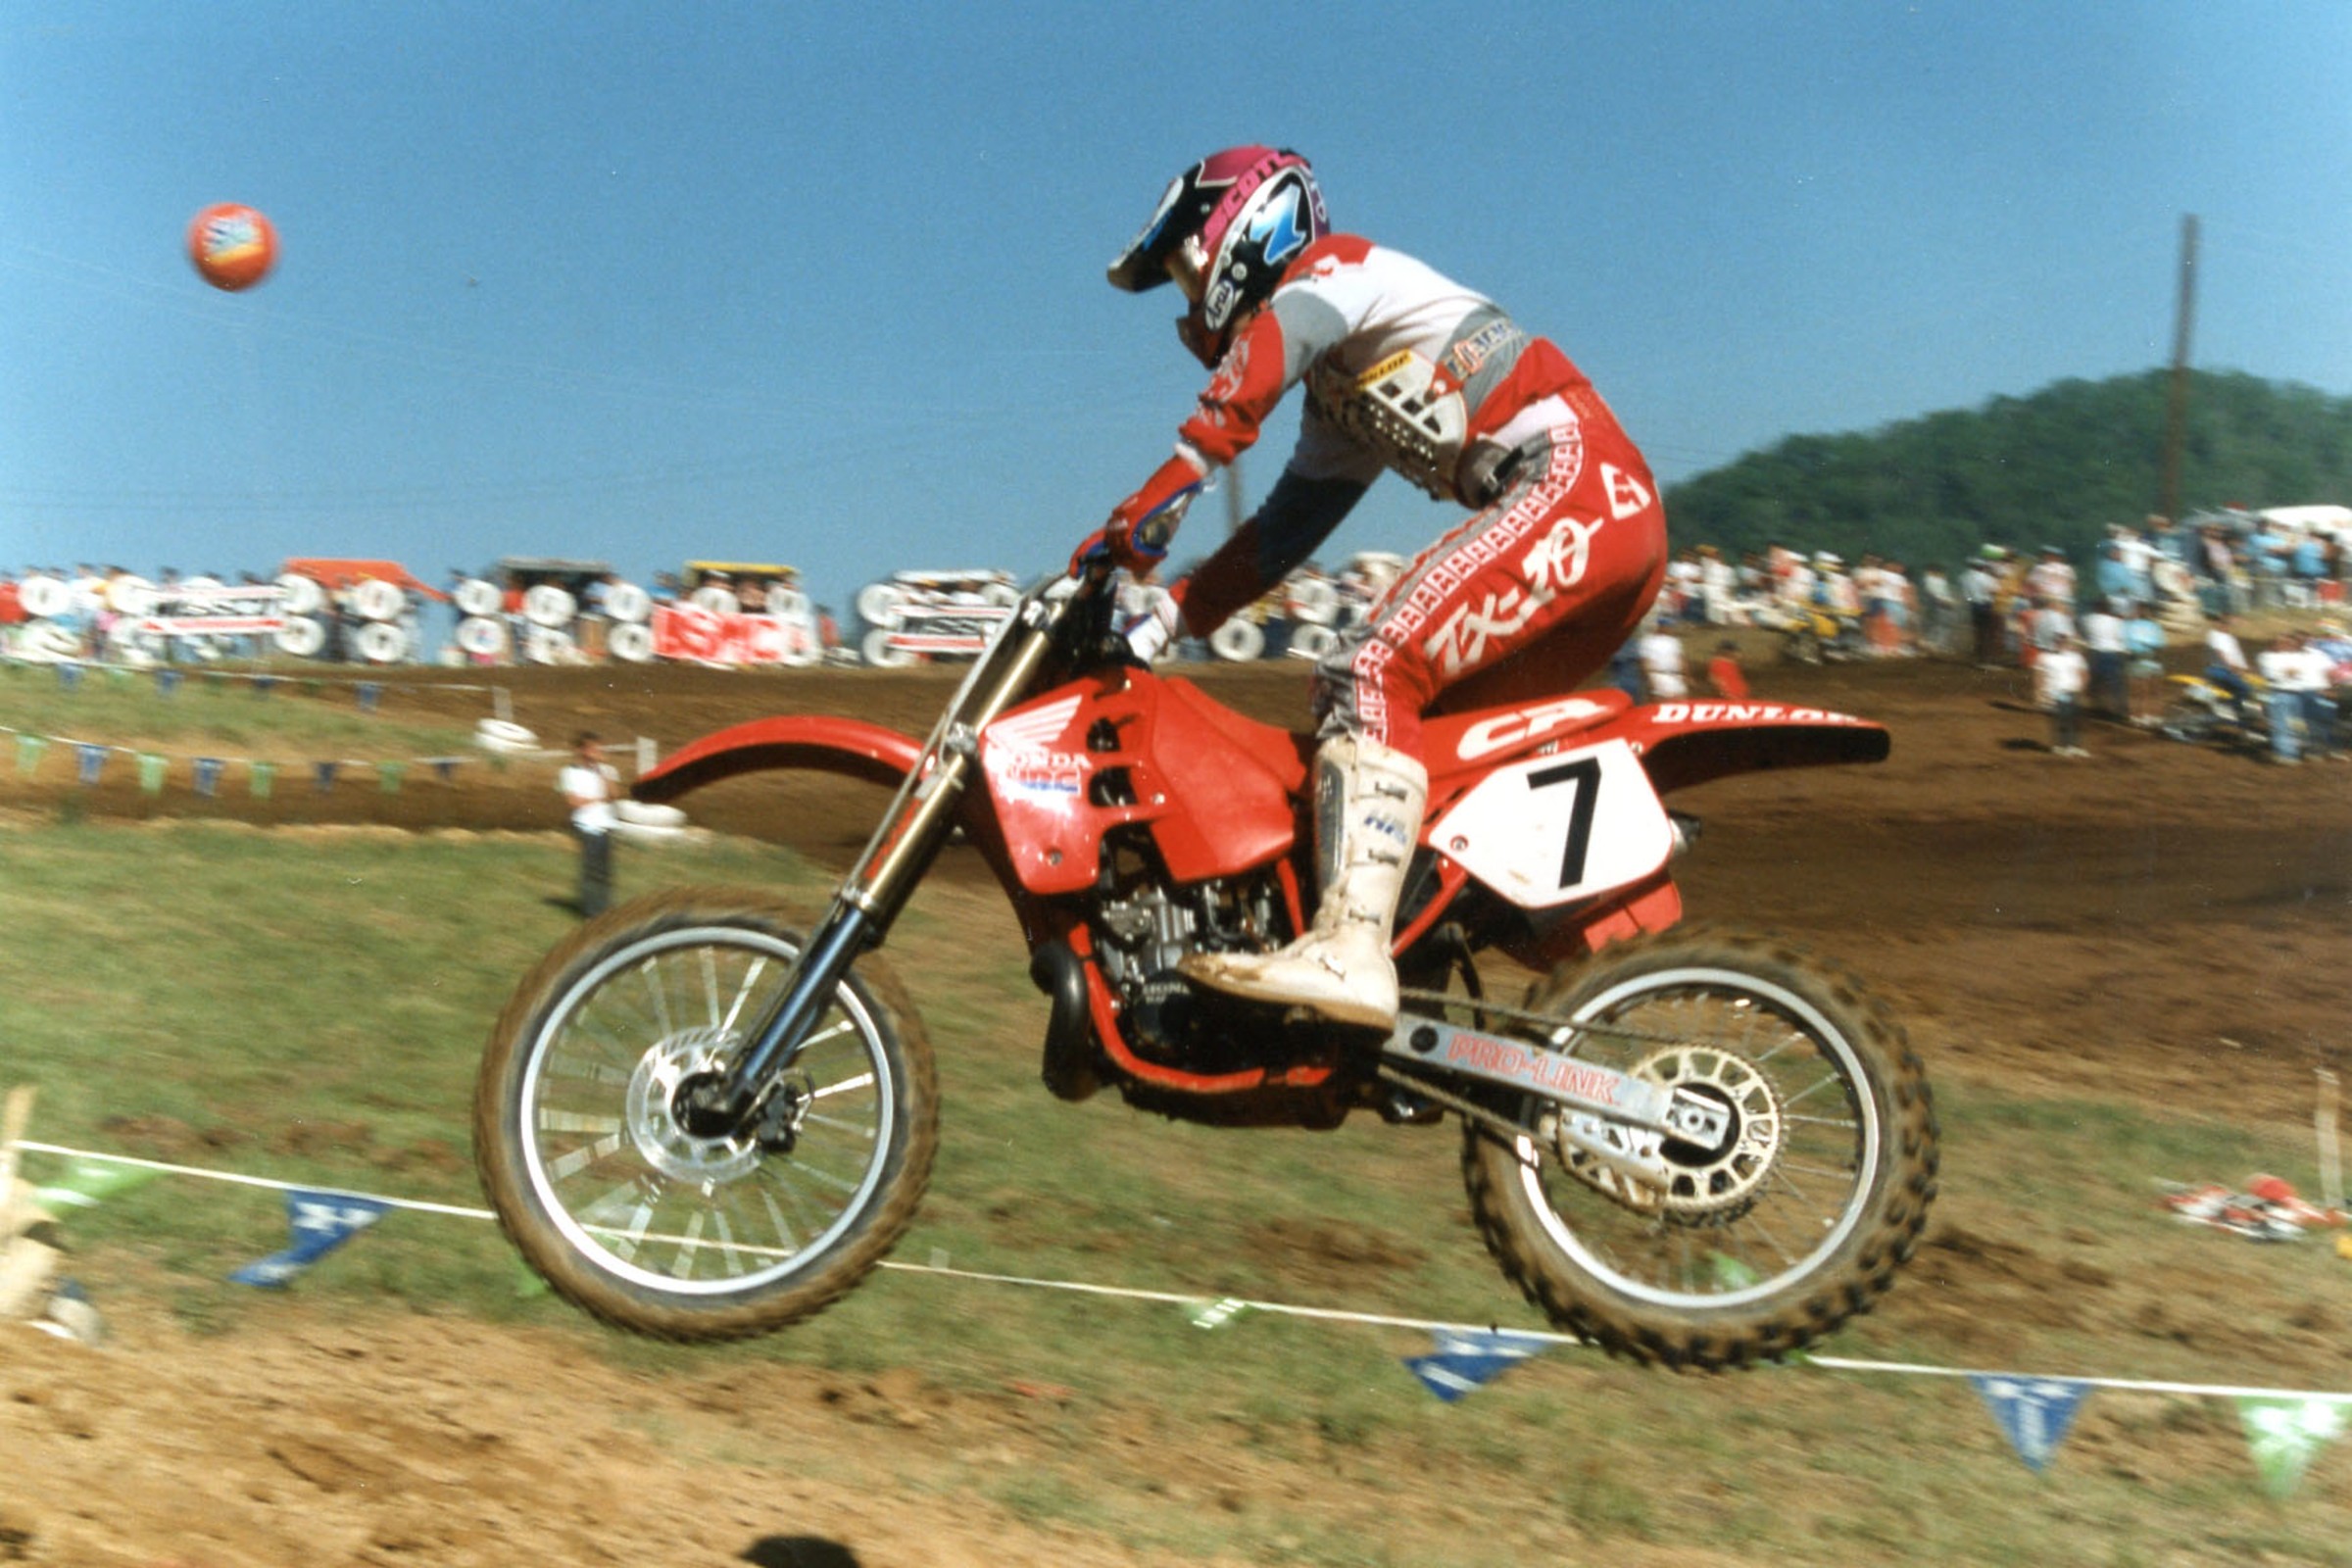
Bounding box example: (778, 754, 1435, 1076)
(155, 668, 183, 697)
(229, 1190, 391, 1288)
(312, 760, 339, 793)
(1404, 1328, 1554, 1402)
(431, 758, 458, 784)
(251, 674, 278, 698)
(356, 682, 380, 712)
(56, 662, 82, 691)
(75, 743, 107, 785)
(1970, 1374, 2092, 1473)
(192, 757, 224, 797)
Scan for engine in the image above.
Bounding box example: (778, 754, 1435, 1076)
(1087, 834, 1292, 1071)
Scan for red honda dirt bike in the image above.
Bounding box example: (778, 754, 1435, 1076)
(475, 569, 1937, 1366)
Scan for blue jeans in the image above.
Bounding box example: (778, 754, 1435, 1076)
(2268, 693, 2302, 760)
(2301, 693, 2338, 757)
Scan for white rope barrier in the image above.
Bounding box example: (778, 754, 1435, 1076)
(16, 1140, 2351, 1403)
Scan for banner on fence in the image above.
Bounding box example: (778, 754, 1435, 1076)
(651, 604, 817, 665)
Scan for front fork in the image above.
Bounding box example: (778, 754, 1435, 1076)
(677, 607, 1061, 1138)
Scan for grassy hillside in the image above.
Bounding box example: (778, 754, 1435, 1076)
(1664, 369, 2352, 568)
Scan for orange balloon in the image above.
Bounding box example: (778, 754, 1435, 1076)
(187, 203, 277, 291)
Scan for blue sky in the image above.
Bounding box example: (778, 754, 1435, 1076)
(4, 1, 2347, 610)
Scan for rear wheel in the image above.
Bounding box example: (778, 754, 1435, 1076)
(1462, 927, 1936, 1368)
(475, 889, 937, 1341)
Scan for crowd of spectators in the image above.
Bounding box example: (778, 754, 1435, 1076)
(1646, 508, 2348, 661)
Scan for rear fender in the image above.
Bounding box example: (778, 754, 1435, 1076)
(1595, 699, 1889, 796)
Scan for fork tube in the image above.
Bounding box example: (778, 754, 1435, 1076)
(713, 615, 1058, 1120)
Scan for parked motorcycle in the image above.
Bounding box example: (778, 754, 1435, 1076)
(475, 567, 1938, 1367)
(2158, 670, 2271, 750)
(1771, 604, 1868, 665)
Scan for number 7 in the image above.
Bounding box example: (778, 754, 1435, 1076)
(1527, 757, 1602, 890)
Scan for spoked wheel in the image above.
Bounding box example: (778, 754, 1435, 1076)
(1462, 927, 1936, 1368)
(475, 889, 937, 1341)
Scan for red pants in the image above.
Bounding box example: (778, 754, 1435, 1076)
(1313, 389, 1668, 756)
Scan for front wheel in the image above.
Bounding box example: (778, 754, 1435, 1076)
(1462, 928, 1936, 1368)
(474, 889, 938, 1341)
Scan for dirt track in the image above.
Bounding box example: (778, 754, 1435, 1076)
(6, 651, 2350, 1565)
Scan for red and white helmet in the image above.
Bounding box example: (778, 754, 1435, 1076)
(1108, 146, 1328, 364)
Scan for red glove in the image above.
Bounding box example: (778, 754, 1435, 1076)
(1092, 454, 1207, 577)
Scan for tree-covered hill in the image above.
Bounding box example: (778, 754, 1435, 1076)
(1662, 370, 2352, 568)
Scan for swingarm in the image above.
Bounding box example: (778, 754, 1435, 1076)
(1382, 1014, 1734, 1191)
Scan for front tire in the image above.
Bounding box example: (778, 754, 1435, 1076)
(475, 889, 937, 1341)
(1462, 928, 1936, 1368)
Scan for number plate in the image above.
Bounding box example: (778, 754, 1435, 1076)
(1427, 738, 1674, 907)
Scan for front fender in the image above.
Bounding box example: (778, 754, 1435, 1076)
(632, 715, 926, 804)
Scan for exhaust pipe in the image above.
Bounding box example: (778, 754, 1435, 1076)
(1028, 941, 1102, 1102)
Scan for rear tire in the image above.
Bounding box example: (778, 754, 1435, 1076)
(1462, 927, 1936, 1368)
(475, 889, 937, 1341)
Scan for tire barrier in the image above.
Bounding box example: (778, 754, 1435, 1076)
(273, 618, 326, 658)
(1285, 575, 1340, 627)
(606, 621, 655, 662)
(522, 584, 576, 629)
(17, 576, 71, 619)
(1287, 622, 1338, 661)
(862, 626, 915, 668)
(351, 579, 407, 623)
(602, 581, 653, 623)
(456, 616, 510, 659)
(853, 570, 1020, 663)
(474, 718, 539, 755)
(1208, 619, 1266, 662)
(105, 575, 159, 617)
(522, 626, 576, 665)
(453, 578, 503, 618)
(275, 573, 325, 615)
(354, 622, 409, 664)
(612, 799, 692, 845)
(3, 557, 1415, 670)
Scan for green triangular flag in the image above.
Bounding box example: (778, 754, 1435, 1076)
(376, 760, 407, 795)
(136, 753, 168, 795)
(513, 1257, 552, 1298)
(31, 1156, 163, 1217)
(2236, 1396, 2349, 1498)
(15, 734, 45, 776)
(249, 760, 276, 800)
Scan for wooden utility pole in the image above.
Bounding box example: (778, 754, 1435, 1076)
(2159, 214, 2199, 524)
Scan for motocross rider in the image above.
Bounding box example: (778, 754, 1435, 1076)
(1077, 146, 1668, 1031)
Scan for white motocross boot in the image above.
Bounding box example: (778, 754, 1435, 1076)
(1180, 734, 1428, 1030)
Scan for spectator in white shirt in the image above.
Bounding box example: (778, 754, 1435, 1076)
(1638, 621, 1689, 699)
(2034, 632, 2090, 758)
(559, 732, 620, 916)
(2079, 602, 2130, 718)
(2257, 631, 2337, 764)
(2203, 612, 2256, 722)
